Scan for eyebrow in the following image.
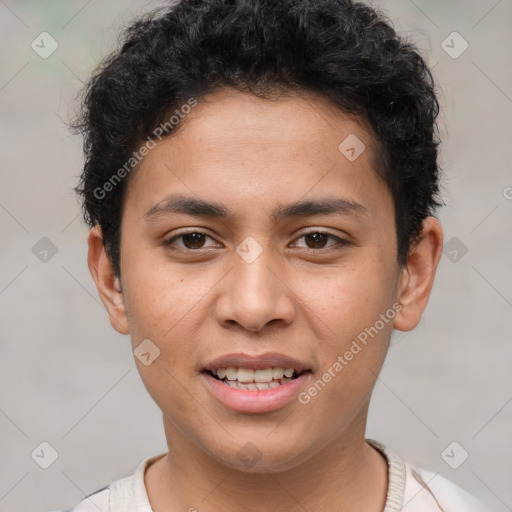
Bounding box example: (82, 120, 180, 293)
(143, 195, 368, 222)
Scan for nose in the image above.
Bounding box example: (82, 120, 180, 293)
(214, 244, 295, 333)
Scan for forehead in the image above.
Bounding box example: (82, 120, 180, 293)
(124, 88, 391, 222)
(168, 88, 378, 165)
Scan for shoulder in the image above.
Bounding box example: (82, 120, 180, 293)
(63, 452, 166, 512)
(67, 485, 111, 512)
(403, 463, 489, 511)
(49, 484, 110, 512)
(367, 439, 489, 512)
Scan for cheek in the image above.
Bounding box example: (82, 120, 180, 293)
(295, 254, 397, 403)
(121, 252, 218, 366)
(296, 257, 397, 341)
(124, 280, 197, 347)
(121, 266, 212, 413)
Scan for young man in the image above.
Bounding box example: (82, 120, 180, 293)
(65, 0, 488, 510)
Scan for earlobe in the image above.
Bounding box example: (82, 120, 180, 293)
(87, 225, 130, 335)
(393, 217, 443, 332)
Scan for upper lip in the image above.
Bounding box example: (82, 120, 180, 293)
(203, 352, 311, 374)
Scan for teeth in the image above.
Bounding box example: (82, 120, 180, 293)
(254, 369, 274, 382)
(272, 368, 284, 379)
(237, 368, 255, 382)
(225, 380, 291, 390)
(225, 367, 238, 380)
(209, 366, 301, 388)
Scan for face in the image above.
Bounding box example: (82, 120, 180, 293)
(89, 88, 442, 473)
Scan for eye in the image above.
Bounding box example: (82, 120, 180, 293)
(292, 230, 348, 250)
(162, 229, 349, 253)
(163, 231, 218, 251)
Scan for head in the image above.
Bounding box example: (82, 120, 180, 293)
(76, 0, 443, 472)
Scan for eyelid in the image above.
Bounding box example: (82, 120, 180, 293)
(291, 229, 349, 250)
(163, 229, 219, 249)
(163, 228, 350, 252)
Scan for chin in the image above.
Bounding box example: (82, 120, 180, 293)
(211, 436, 313, 474)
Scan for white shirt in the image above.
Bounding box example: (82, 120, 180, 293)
(60, 440, 489, 511)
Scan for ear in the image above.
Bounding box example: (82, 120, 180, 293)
(393, 217, 443, 332)
(87, 225, 130, 335)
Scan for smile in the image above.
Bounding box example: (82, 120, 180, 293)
(207, 366, 302, 390)
(201, 352, 312, 412)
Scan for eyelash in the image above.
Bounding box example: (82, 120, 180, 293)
(162, 229, 349, 253)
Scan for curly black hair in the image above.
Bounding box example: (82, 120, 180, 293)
(72, 0, 442, 278)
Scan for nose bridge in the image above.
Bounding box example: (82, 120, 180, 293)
(234, 235, 277, 297)
(215, 235, 294, 331)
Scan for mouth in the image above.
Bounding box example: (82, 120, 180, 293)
(200, 352, 312, 413)
(204, 366, 306, 391)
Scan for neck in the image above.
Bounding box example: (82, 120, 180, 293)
(145, 411, 388, 512)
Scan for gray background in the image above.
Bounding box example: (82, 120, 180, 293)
(0, 0, 511, 510)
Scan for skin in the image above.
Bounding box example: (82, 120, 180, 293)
(88, 88, 443, 511)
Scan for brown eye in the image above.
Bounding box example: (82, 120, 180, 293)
(304, 232, 330, 249)
(163, 231, 216, 250)
(181, 232, 207, 249)
(294, 231, 347, 250)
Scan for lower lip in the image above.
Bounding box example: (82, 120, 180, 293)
(201, 372, 311, 413)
